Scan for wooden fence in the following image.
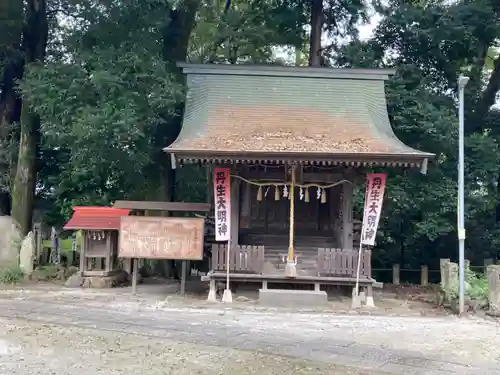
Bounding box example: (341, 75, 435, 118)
(211, 244, 265, 273)
(376, 259, 496, 286)
(33, 225, 80, 266)
(317, 248, 371, 278)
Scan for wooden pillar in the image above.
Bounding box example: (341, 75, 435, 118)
(105, 231, 112, 274)
(132, 258, 138, 294)
(207, 166, 214, 208)
(421, 265, 428, 286)
(392, 264, 400, 285)
(80, 231, 87, 276)
(240, 179, 251, 229)
(180, 260, 187, 296)
(230, 178, 240, 246)
(341, 183, 354, 249)
(33, 222, 42, 265)
(287, 164, 296, 262)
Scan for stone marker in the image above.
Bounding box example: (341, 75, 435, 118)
(259, 289, 328, 308)
(443, 261, 458, 304)
(484, 258, 494, 275)
(19, 232, 35, 274)
(64, 273, 83, 288)
(421, 265, 429, 286)
(440, 258, 450, 289)
(487, 265, 500, 316)
(0, 216, 22, 268)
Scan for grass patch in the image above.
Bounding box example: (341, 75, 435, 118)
(42, 238, 78, 253)
(450, 267, 489, 301)
(465, 269, 488, 300)
(33, 265, 60, 281)
(0, 265, 25, 284)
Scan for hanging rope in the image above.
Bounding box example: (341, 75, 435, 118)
(231, 174, 352, 203)
(246, 164, 339, 171)
(230, 174, 352, 189)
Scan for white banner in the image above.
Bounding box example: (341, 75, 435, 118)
(213, 168, 231, 242)
(361, 173, 387, 246)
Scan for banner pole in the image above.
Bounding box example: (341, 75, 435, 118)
(222, 237, 233, 302)
(221, 170, 232, 303)
(355, 240, 363, 297)
(225, 238, 230, 292)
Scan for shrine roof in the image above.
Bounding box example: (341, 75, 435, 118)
(164, 63, 434, 170)
(63, 207, 130, 231)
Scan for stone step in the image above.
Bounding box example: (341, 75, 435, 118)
(265, 258, 317, 266)
(259, 289, 328, 307)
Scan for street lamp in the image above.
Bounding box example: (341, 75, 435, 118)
(457, 75, 469, 316)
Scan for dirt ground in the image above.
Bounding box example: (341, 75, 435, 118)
(0, 278, 448, 317)
(0, 280, 498, 375)
(0, 318, 388, 375)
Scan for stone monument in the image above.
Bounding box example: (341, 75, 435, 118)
(19, 231, 35, 274)
(0, 216, 22, 268)
(487, 265, 500, 316)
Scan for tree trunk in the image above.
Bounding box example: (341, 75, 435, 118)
(156, 0, 200, 279)
(11, 0, 48, 235)
(155, 0, 201, 203)
(476, 55, 500, 127)
(308, 0, 323, 67)
(162, 0, 201, 65)
(0, 0, 24, 209)
(11, 108, 38, 234)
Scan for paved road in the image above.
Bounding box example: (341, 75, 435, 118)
(0, 298, 498, 375)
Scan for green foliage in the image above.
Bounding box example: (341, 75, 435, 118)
(176, 165, 208, 203)
(18, 0, 188, 224)
(0, 265, 24, 284)
(33, 265, 60, 281)
(4, 0, 500, 274)
(449, 268, 489, 301)
(337, 0, 500, 270)
(466, 272, 489, 300)
(42, 239, 79, 254)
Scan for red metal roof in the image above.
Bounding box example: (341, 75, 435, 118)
(63, 206, 131, 230)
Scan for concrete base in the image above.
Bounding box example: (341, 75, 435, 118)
(259, 289, 328, 308)
(82, 275, 124, 289)
(207, 288, 217, 302)
(351, 287, 362, 309)
(351, 287, 376, 309)
(365, 296, 375, 308)
(284, 262, 297, 278)
(359, 291, 366, 303)
(222, 289, 233, 303)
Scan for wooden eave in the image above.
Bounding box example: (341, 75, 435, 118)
(167, 149, 433, 170)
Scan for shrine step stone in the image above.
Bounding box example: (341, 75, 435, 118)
(258, 289, 328, 308)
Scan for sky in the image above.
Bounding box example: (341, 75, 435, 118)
(359, 12, 381, 40)
(274, 11, 381, 63)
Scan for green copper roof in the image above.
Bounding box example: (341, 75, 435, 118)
(165, 63, 434, 168)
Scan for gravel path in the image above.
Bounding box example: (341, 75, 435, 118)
(0, 287, 499, 374)
(0, 318, 382, 375)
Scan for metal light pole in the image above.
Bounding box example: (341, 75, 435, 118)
(457, 75, 469, 316)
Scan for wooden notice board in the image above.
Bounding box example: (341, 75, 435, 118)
(118, 216, 204, 260)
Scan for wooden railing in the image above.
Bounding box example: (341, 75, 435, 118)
(211, 244, 265, 274)
(317, 248, 371, 278)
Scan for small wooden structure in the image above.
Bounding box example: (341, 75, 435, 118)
(113, 200, 211, 294)
(163, 64, 435, 299)
(63, 206, 130, 277)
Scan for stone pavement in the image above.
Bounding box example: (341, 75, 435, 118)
(0, 297, 498, 375)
